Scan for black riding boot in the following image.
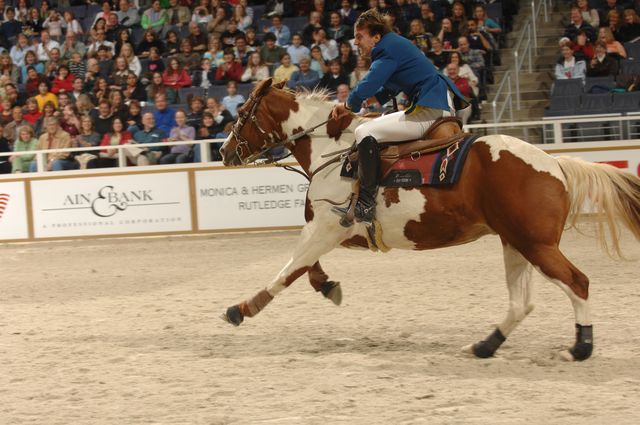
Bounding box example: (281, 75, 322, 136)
(335, 136, 380, 225)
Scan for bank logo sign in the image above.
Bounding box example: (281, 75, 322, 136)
(31, 173, 192, 238)
(0, 193, 9, 221)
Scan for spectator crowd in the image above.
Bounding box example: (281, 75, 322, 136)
(0, 0, 518, 173)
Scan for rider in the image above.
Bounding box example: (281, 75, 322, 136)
(331, 9, 468, 225)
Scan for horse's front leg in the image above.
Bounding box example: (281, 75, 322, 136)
(222, 217, 347, 326)
(308, 261, 342, 306)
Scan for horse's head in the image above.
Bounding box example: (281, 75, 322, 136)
(220, 78, 292, 166)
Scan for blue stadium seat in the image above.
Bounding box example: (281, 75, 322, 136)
(624, 42, 640, 62)
(70, 5, 87, 20)
(178, 87, 205, 103)
(580, 93, 612, 115)
(485, 2, 503, 23)
(544, 95, 580, 117)
(130, 27, 145, 46)
(620, 60, 640, 75)
(237, 83, 254, 99)
(251, 4, 266, 20)
(551, 79, 584, 97)
(284, 16, 308, 35)
(141, 105, 157, 115)
(171, 103, 189, 112)
(207, 86, 228, 101)
(611, 91, 640, 113)
(584, 76, 615, 94)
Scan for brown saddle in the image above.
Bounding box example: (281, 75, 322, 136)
(348, 116, 467, 177)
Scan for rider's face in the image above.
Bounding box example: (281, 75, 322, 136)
(354, 28, 381, 57)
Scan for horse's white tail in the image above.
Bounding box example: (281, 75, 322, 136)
(557, 156, 640, 258)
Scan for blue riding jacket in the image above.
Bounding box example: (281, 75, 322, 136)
(347, 32, 468, 113)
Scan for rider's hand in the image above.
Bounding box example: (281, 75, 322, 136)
(331, 102, 350, 120)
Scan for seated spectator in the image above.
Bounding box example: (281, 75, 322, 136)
(576, 0, 599, 28)
(192, 58, 216, 90)
(0, 54, 19, 85)
(220, 19, 245, 49)
(59, 104, 81, 140)
(446, 63, 472, 124)
(605, 10, 622, 39)
(0, 126, 9, 174)
(334, 83, 350, 105)
(427, 37, 449, 70)
(438, 18, 459, 50)
(88, 118, 132, 169)
(141, 0, 168, 34)
(10, 125, 38, 173)
(406, 19, 430, 52)
(136, 30, 165, 59)
(43, 10, 63, 40)
(92, 99, 115, 136)
(572, 31, 594, 62)
(234, 35, 254, 67)
(260, 32, 286, 67)
(160, 110, 195, 164)
(598, 27, 627, 59)
(205, 96, 234, 131)
(166, 0, 189, 28)
(245, 27, 262, 50)
(35, 81, 57, 112)
(222, 81, 245, 118)
(10, 34, 33, 68)
(587, 41, 619, 78)
(337, 41, 357, 75)
(93, 1, 115, 28)
(466, 19, 495, 53)
(447, 51, 479, 97)
(76, 115, 102, 155)
(92, 77, 111, 105)
(143, 47, 165, 82)
(303, 11, 324, 46)
(419, 3, 439, 35)
(339, 0, 360, 26)
(189, 21, 209, 53)
(87, 29, 115, 58)
(120, 44, 141, 77)
(618, 10, 640, 43)
(29, 117, 74, 172)
(233, 4, 253, 32)
(318, 59, 350, 94)
(126, 100, 143, 131)
(450, 1, 468, 36)
(555, 44, 587, 81)
(207, 7, 229, 37)
(164, 30, 180, 57)
(205, 36, 225, 68)
(23, 8, 43, 38)
(287, 33, 310, 66)
(313, 28, 339, 61)
(273, 53, 299, 83)
(147, 72, 176, 104)
(186, 96, 206, 129)
(599, 0, 623, 25)
(110, 56, 131, 89)
(36, 29, 60, 63)
(133, 112, 167, 164)
(23, 98, 42, 125)
(241, 52, 269, 83)
(108, 90, 129, 123)
(122, 72, 147, 103)
(153, 93, 176, 136)
(51, 65, 74, 95)
(287, 55, 320, 90)
(3, 106, 29, 146)
(117, 0, 140, 28)
(457, 36, 485, 78)
(67, 52, 87, 81)
(1, 8, 23, 43)
(350, 55, 369, 88)
(20, 51, 44, 85)
(215, 48, 244, 84)
(33, 101, 56, 136)
(163, 58, 193, 96)
(176, 39, 202, 72)
(327, 11, 351, 43)
(83, 58, 100, 92)
(310, 45, 327, 77)
(564, 6, 596, 43)
(0, 100, 12, 126)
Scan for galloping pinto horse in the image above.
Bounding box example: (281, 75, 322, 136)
(219, 78, 640, 361)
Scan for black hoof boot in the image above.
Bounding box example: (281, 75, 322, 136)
(319, 281, 342, 305)
(569, 324, 593, 361)
(221, 305, 244, 326)
(473, 328, 506, 358)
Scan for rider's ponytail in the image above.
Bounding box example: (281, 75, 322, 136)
(355, 8, 392, 37)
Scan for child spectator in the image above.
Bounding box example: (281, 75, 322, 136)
(241, 52, 269, 83)
(160, 109, 195, 164)
(222, 81, 245, 118)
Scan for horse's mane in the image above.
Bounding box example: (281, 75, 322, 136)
(293, 87, 333, 103)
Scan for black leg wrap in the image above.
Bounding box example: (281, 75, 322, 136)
(224, 305, 244, 326)
(319, 281, 338, 298)
(473, 328, 507, 359)
(569, 324, 593, 361)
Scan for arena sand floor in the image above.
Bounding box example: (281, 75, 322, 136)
(1, 228, 639, 424)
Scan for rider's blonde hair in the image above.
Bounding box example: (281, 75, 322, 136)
(355, 9, 392, 37)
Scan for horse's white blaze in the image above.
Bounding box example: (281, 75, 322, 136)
(377, 188, 428, 249)
(476, 135, 567, 189)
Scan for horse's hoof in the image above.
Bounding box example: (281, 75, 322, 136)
(559, 350, 575, 361)
(461, 344, 474, 354)
(320, 281, 342, 306)
(221, 305, 244, 326)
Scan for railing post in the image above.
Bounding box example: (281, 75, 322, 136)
(36, 152, 46, 173)
(553, 121, 564, 144)
(118, 146, 127, 167)
(528, 25, 534, 70)
(513, 50, 521, 110)
(507, 74, 514, 123)
(492, 100, 498, 132)
(543, 0, 549, 23)
(200, 140, 211, 162)
(531, 1, 537, 52)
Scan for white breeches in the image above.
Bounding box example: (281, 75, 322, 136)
(354, 92, 455, 144)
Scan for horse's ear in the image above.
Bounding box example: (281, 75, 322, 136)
(254, 78, 273, 96)
(272, 80, 287, 90)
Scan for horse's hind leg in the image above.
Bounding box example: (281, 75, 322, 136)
(466, 242, 534, 358)
(521, 244, 593, 361)
(308, 262, 342, 306)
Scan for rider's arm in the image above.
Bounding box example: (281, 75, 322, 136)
(347, 56, 397, 113)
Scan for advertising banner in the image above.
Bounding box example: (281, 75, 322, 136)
(31, 172, 192, 238)
(196, 167, 309, 230)
(0, 181, 29, 240)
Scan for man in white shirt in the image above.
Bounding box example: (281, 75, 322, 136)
(286, 33, 310, 65)
(117, 0, 140, 28)
(87, 30, 115, 57)
(35, 30, 60, 62)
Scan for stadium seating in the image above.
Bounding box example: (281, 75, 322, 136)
(611, 91, 640, 114)
(544, 96, 580, 117)
(178, 87, 205, 103)
(580, 93, 612, 115)
(584, 76, 616, 94)
(624, 42, 640, 62)
(550, 79, 584, 97)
